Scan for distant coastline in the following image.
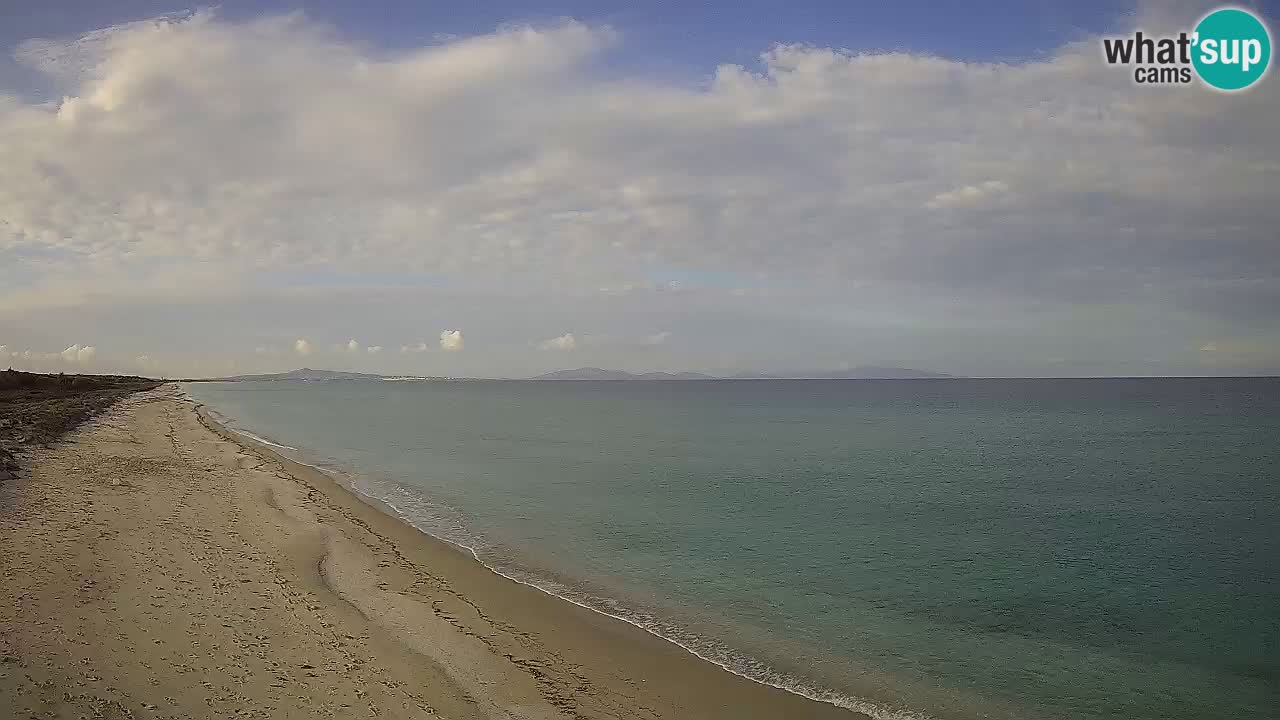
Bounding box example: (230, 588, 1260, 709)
(186, 365, 957, 382)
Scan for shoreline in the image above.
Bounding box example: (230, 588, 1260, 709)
(196, 403, 901, 720)
(0, 383, 872, 719)
(191, 389, 879, 719)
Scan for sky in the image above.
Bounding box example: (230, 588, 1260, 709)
(0, 0, 1277, 378)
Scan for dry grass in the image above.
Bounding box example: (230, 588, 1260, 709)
(0, 370, 160, 478)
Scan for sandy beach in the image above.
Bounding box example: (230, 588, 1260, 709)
(0, 385, 866, 720)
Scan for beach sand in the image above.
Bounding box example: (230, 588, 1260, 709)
(0, 385, 868, 719)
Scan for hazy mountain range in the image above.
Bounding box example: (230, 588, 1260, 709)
(531, 368, 717, 381)
(193, 366, 954, 382)
(193, 368, 391, 382)
(532, 367, 953, 380)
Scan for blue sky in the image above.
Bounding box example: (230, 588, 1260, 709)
(0, 1, 1278, 377)
(7, 2, 1276, 98)
(2, 1, 1135, 67)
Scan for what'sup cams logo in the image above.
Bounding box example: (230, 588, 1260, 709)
(1103, 6, 1272, 91)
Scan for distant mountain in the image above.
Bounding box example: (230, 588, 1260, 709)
(532, 366, 950, 380)
(200, 368, 387, 382)
(532, 368, 715, 381)
(531, 368, 631, 381)
(726, 367, 951, 379)
(799, 366, 954, 379)
(636, 371, 718, 380)
(197, 365, 952, 383)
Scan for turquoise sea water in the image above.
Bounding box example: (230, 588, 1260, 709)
(183, 378, 1280, 720)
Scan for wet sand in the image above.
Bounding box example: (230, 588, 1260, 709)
(0, 384, 868, 719)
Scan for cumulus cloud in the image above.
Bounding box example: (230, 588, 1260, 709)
(1195, 338, 1279, 363)
(400, 341, 430, 354)
(60, 344, 97, 364)
(537, 333, 577, 351)
(557, 331, 669, 349)
(0, 343, 98, 371)
(294, 338, 312, 356)
(0, 3, 1275, 376)
(0, 3, 1273, 325)
(644, 331, 671, 346)
(338, 339, 385, 355)
(925, 180, 1011, 210)
(439, 330, 464, 351)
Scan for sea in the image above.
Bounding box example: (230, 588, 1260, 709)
(182, 377, 1280, 720)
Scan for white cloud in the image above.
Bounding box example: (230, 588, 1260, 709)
(60, 344, 97, 364)
(439, 330, 464, 351)
(925, 180, 1011, 210)
(0, 3, 1275, 376)
(294, 338, 312, 356)
(1194, 339, 1280, 363)
(0, 4, 1273, 322)
(400, 341, 431, 354)
(537, 333, 577, 351)
(644, 331, 671, 345)
(367, 345, 382, 354)
(0, 343, 98, 371)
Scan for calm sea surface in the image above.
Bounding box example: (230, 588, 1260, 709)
(183, 378, 1280, 720)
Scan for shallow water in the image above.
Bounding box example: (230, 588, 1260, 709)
(184, 378, 1280, 720)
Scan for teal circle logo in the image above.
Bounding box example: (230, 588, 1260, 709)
(1192, 8, 1272, 91)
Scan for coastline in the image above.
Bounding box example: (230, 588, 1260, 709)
(2, 384, 870, 719)
(194, 390, 880, 720)
(195, 397, 905, 720)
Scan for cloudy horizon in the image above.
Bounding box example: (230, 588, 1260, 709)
(2, 1, 1278, 379)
